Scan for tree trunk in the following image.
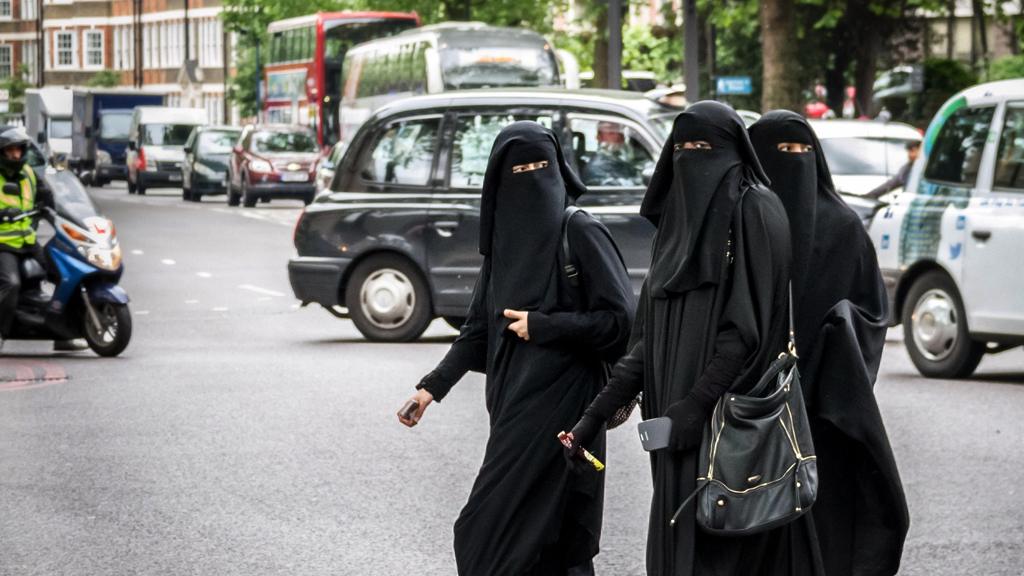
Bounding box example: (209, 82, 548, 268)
(947, 0, 956, 59)
(825, 38, 850, 114)
(760, 0, 801, 112)
(853, 26, 880, 117)
(594, 7, 609, 90)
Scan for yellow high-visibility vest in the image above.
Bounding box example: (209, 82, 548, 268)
(0, 165, 38, 250)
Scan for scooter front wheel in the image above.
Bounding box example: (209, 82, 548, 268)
(83, 302, 132, 357)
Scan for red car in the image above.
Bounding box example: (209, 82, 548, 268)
(227, 124, 320, 207)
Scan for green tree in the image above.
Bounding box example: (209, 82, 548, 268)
(1, 65, 32, 117)
(989, 54, 1024, 80)
(87, 70, 122, 88)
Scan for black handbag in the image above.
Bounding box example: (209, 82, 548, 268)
(561, 206, 640, 430)
(671, 285, 817, 536)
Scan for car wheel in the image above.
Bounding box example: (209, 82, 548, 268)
(345, 254, 433, 342)
(443, 316, 466, 331)
(902, 270, 984, 378)
(94, 178, 105, 188)
(242, 180, 257, 208)
(303, 191, 315, 205)
(227, 180, 241, 206)
(127, 178, 136, 195)
(182, 185, 192, 201)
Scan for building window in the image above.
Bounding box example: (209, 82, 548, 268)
(0, 0, 11, 19)
(55, 31, 75, 68)
(20, 0, 37, 20)
(85, 30, 103, 68)
(0, 46, 11, 79)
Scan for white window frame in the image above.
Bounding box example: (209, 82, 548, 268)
(54, 30, 76, 69)
(20, 0, 37, 20)
(0, 0, 12, 20)
(84, 29, 104, 70)
(0, 45, 12, 79)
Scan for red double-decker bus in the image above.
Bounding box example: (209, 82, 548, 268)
(263, 11, 420, 149)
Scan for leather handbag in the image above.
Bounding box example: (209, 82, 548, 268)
(671, 285, 817, 536)
(561, 206, 640, 430)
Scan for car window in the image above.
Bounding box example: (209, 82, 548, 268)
(924, 106, 995, 186)
(819, 137, 916, 176)
(449, 113, 554, 188)
(993, 103, 1024, 192)
(142, 124, 196, 146)
(49, 119, 72, 139)
(253, 130, 317, 153)
(199, 131, 239, 154)
(362, 117, 440, 186)
(569, 116, 654, 188)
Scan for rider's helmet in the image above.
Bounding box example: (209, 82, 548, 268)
(0, 127, 30, 181)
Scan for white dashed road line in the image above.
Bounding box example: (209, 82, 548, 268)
(238, 284, 286, 297)
(161, 259, 176, 266)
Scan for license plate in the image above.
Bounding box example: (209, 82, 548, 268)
(169, 174, 182, 182)
(281, 171, 308, 183)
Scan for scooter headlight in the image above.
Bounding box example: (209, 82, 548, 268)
(86, 244, 122, 271)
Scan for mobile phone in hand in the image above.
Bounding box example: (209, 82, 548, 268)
(398, 399, 420, 425)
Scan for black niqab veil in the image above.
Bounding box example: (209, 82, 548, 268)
(642, 101, 769, 297)
(479, 121, 585, 314)
(750, 110, 910, 576)
(416, 122, 634, 575)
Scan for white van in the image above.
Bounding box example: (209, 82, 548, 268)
(869, 79, 1024, 378)
(125, 107, 207, 195)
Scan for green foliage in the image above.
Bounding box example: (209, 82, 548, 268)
(912, 58, 977, 123)
(87, 70, 122, 88)
(621, 23, 681, 84)
(1, 65, 31, 115)
(989, 55, 1024, 81)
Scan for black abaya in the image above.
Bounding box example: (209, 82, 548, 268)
(579, 102, 800, 576)
(417, 122, 634, 575)
(749, 110, 909, 576)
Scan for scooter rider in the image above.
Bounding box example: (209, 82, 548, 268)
(0, 127, 57, 349)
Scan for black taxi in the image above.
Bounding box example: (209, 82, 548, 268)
(288, 88, 680, 341)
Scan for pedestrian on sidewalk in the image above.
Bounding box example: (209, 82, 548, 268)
(398, 121, 634, 576)
(566, 101, 800, 575)
(749, 110, 909, 576)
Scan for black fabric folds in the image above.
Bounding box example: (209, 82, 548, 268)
(582, 103, 799, 576)
(750, 110, 910, 576)
(417, 122, 634, 575)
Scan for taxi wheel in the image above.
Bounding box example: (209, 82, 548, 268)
(345, 254, 432, 342)
(902, 271, 984, 379)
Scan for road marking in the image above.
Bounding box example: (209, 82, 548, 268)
(196, 272, 212, 278)
(131, 249, 144, 255)
(238, 284, 285, 297)
(136, 310, 150, 315)
(162, 259, 176, 265)
(0, 362, 69, 392)
(257, 296, 272, 302)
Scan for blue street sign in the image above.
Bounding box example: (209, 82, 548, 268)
(716, 76, 753, 95)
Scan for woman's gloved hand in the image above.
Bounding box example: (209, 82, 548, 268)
(562, 414, 602, 473)
(664, 395, 713, 451)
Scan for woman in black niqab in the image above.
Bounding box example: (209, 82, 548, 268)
(569, 101, 801, 575)
(749, 110, 910, 576)
(399, 121, 635, 575)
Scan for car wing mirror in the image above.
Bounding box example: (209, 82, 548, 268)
(127, 141, 137, 151)
(183, 145, 193, 154)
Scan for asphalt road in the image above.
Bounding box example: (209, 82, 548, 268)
(1, 183, 1022, 575)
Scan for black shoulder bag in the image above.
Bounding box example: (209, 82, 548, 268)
(670, 284, 818, 536)
(560, 206, 640, 430)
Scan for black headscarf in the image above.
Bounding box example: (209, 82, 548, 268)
(750, 111, 909, 575)
(478, 121, 586, 313)
(641, 101, 769, 298)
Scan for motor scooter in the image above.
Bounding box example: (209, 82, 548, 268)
(2, 178, 131, 356)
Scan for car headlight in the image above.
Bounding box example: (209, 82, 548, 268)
(86, 244, 122, 271)
(249, 159, 273, 173)
(96, 150, 112, 165)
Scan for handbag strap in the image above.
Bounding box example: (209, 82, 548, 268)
(787, 282, 797, 358)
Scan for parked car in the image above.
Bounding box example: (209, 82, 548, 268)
(314, 141, 346, 194)
(227, 124, 319, 207)
(809, 119, 922, 196)
(289, 88, 683, 341)
(182, 126, 241, 201)
(126, 107, 207, 195)
(868, 79, 1024, 378)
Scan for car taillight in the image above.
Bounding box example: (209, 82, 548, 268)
(136, 147, 146, 171)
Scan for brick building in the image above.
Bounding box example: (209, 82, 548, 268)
(3, 0, 235, 123)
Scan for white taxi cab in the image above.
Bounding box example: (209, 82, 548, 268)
(869, 79, 1024, 378)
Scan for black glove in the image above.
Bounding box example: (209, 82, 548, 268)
(563, 413, 602, 474)
(664, 395, 714, 452)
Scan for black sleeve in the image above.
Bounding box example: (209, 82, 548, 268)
(416, 260, 490, 402)
(34, 173, 54, 210)
(581, 285, 648, 423)
(529, 214, 636, 362)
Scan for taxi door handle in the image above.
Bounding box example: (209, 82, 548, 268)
(971, 229, 992, 241)
(431, 220, 460, 238)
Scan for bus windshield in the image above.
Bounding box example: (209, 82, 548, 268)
(440, 45, 559, 90)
